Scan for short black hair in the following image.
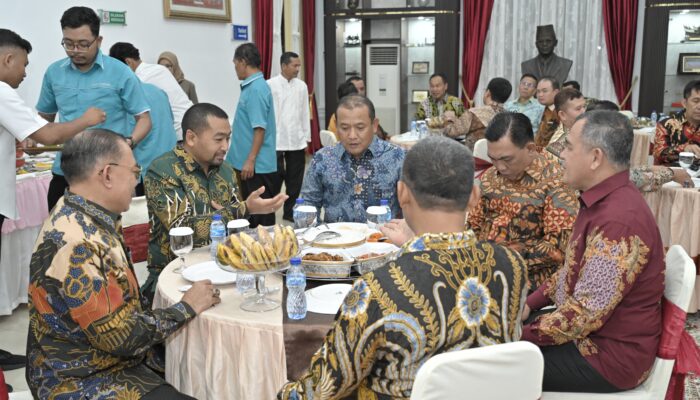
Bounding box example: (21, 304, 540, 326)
(577, 111, 632, 169)
(538, 76, 560, 90)
(337, 81, 358, 100)
(61, 6, 100, 37)
(586, 99, 620, 112)
(337, 94, 376, 121)
(554, 88, 584, 112)
(280, 51, 299, 65)
(61, 129, 125, 184)
(0, 29, 32, 53)
(182, 103, 229, 135)
(563, 80, 581, 91)
(234, 43, 261, 69)
(429, 73, 447, 84)
(520, 73, 537, 82)
(487, 78, 513, 104)
(347, 76, 363, 84)
(109, 42, 140, 63)
(683, 80, 700, 99)
(401, 136, 474, 212)
(485, 112, 534, 148)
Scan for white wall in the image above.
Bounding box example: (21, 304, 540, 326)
(1, 0, 253, 117)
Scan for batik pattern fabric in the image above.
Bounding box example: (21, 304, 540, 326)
(145, 145, 247, 275)
(522, 171, 665, 390)
(653, 110, 700, 165)
(629, 165, 674, 192)
(300, 137, 405, 223)
(415, 94, 465, 120)
(26, 193, 195, 399)
(545, 125, 567, 158)
(535, 107, 560, 148)
(444, 104, 504, 150)
(469, 150, 579, 289)
(277, 231, 529, 399)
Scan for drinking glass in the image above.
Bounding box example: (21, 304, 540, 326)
(366, 206, 385, 230)
(679, 152, 695, 170)
(169, 227, 194, 273)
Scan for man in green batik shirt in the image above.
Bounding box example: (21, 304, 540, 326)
(415, 73, 465, 120)
(277, 136, 528, 399)
(143, 103, 286, 302)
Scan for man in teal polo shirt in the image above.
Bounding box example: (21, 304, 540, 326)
(226, 43, 279, 227)
(36, 6, 151, 211)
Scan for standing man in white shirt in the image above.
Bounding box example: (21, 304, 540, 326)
(0, 29, 104, 383)
(268, 52, 310, 222)
(109, 42, 193, 140)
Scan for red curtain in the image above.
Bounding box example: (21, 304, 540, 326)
(254, 0, 274, 79)
(461, 0, 495, 107)
(303, 0, 321, 153)
(602, 0, 638, 110)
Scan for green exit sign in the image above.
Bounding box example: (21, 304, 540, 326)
(98, 9, 126, 25)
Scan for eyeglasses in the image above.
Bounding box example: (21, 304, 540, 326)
(99, 162, 142, 180)
(520, 82, 536, 88)
(60, 37, 98, 52)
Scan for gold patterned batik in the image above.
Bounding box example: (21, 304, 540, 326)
(277, 231, 529, 399)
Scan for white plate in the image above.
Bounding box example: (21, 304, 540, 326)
(182, 261, 237, 285)
(305, 283, 352, 314)
(299, 224, 367, 248)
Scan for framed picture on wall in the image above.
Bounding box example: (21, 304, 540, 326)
(678, 53, 700, 75)
(412, 90, 428, 103)
(163, 0, 231, 22)
(412, 61, 429, 74)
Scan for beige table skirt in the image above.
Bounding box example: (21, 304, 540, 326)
(631, 128, 653, 167)
(154, 248, 287, 399)
(644, 184, 700, 312)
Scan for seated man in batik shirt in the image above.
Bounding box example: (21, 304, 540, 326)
(27, 130, 220, 399)
(443, 77, 512, 150)
(522, 111, 664, 393)
(278, 136, 529, 399)
(545, 88, 586, 158)
(654, 80, 700, 165)
(144, 103, 286, 301)
(469, 112, 579, 289)
(534, 77, 561, 147)
(415, 73, 465, 120)
(301, 95, 405, 223)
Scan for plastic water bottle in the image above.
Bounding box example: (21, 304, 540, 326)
(651, 110, 658, 124)
(209, 214, 226, 261)
(410, 120, 417, 137)
(378, 199, 392, 225)
(293, 198, 317, 229)
(420, 119, 429, 138)
(286, 257, 306, 320)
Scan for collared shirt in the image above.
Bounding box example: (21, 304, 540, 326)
(444, 103, 505, 150)
(505, 97, 545, 130)
(135, 62, 193, 140)
(0, 81, 47, 219)
(300, 137, 405, 223)
(278, 230, 529, 399)
(522, 171, 664, 390)
(653, 110, 700, 165)
(469, 150, 579, 289)
(26, 192, 195, 398)
(227, 71, 277, 173)
(535, 106, 560, 148)
(545, 124, 567, 158)
(145, 146, 248, 274)
(130, 83, 177, 178)
(36, 50, 150, 176)
(415, 94, 465, 120)
(267, 75, 310, 151)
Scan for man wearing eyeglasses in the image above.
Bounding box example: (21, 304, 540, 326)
(36, 6, 152, 212)
(505, 74, 545, 130)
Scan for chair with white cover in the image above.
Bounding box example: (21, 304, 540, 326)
(410, 341, 544, 400)
(473, 138, 491, 163)
(121, 196, 150, 265)
(542, 244, 696, 399)
(319, 129, 338, 147)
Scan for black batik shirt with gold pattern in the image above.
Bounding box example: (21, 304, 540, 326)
(26, 193, 196, 399)
(145, 145, 248, 275)
(277, 230, 529, 399)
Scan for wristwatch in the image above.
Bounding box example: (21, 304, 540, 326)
(126, 137, 135, 149)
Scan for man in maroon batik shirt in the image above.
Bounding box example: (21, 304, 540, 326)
(521, 110, 664, 393)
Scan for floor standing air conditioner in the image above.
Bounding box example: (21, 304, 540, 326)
(365, 44, 400, 135)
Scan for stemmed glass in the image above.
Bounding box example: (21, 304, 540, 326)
(170, 227, 194, 273)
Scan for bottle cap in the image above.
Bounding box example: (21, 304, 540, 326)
(212, 214, 222, 221)
(290, 257, 301, 265)
(380, 199, 389, 206)
(295, 198, 304, 204)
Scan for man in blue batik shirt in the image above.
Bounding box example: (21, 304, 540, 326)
(36, 6, 151, 211)
(300, 95, 405, 223)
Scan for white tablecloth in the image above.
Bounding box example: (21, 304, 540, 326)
(153, 248, 287, 399)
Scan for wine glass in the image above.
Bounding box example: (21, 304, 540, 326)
(170, 227, 194, 273)
(679, 152, 695, 170)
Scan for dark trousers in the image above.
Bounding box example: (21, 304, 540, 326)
(235, 170, 279, 228)
(142, 384, 196, 399)
(275, 150, 306, 221)
(47, 174, 69, 212)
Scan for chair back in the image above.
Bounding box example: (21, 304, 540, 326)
(664, 245, 695, 311)
(473, 138, 491, 162)
(410, 341, 543, 400)
(121, 196, 148, 228)
(319, 130, 338, 147)
(121, 196, 150, 263)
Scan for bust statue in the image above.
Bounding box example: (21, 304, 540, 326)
(521, 25, 573, 84)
